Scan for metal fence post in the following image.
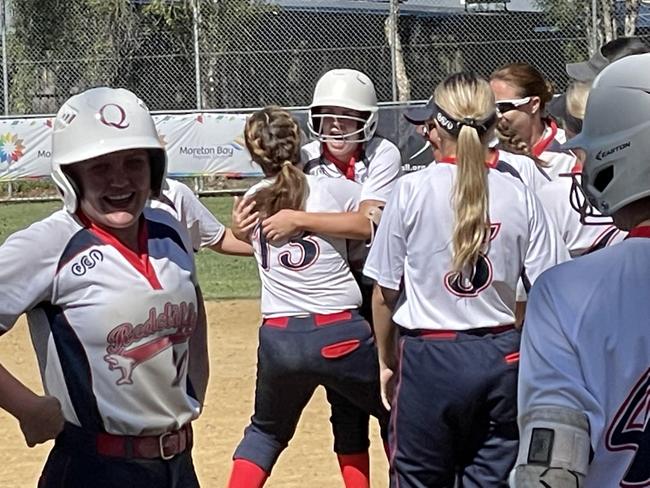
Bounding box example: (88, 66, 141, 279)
(390, 0, 398, 102)
(590, 0, 598, 55)
(192, 0, 202, 110)
(1, 0, 8, 115)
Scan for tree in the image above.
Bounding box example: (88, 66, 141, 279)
(385, 0, 411, 103)
(536, 0, 642, 59)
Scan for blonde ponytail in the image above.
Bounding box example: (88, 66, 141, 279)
(433, 73, 496, 274)
(452, 124, 489, 273)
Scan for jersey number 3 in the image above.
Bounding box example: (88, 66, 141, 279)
(606, 367, 650, 487)
(259, 230, 320, 271)
(444, 223, 500, 297)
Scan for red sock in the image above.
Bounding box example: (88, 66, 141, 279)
(227, 459, 269, 488)
(337, 452, 370, 488)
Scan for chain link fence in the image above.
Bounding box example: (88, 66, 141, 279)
(2, 0, 634, 116)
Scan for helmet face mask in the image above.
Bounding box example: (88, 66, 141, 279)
(51, 87, 167, 214)
(566, 172, 614, 225)
(308, 69, 378, 144)
(310, 110, 372, 143)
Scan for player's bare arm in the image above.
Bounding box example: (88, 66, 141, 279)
(0, 363, 64, 447)
(261, 199, 382, 242)
(372, 285, 400, 411)
(208, 228, 254, 256)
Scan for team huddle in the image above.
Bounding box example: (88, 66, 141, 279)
(0, 35, 649, 488)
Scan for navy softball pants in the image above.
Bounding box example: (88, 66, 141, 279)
(233, 310, 389, 473)
(389, 327, 521, 488)
(325, 271, 376, 455)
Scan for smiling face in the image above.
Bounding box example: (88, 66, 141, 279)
(66, 148, 151, 240)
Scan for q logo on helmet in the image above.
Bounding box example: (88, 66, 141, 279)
(98, 103, 130, 130)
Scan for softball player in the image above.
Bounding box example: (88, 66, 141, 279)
(364, 73, 568, 487)
(0, 87, 207, 488)
(490, 63, 577, 180)
(513, 53, 650, 488)
(237, 69, 401, 487)
(153, 177, 252, 255)
(227, 106, 389, 488)
(263, 68, 402, 244)
(404, 97, 550, 192)
(542, 81, 625, 256)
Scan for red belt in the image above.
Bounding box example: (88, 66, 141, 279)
(95, 423, 193, 460)
(406, 324, 516, 339)
(263, 310, 353, 328)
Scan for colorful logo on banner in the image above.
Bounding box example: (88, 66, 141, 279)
(0, 133, 25, 164)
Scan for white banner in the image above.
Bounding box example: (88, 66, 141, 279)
(0, 113, 264, 182)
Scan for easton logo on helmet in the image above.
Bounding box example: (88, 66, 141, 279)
(596, 141, 631, 161)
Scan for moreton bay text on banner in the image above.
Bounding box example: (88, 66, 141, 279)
(0, 113, 264, 181)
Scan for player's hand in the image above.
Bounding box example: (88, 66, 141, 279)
(232, 196, 259, 241)
(261, 209, 300, 243)
(18, 395, 65, 447)
(380, 366, 397, 411)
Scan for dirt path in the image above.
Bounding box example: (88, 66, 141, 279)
(0, 300, 388, 487)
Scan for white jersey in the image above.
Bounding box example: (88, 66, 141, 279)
(150, 178, 225, 252)
(519, 232, 650, 487)
(536, 176, 625, 256)
(301, 136, 402, 203)
(497, 150, 550, 192)
(533, 120, 578, 180)
(0, 209, 200, 436)
(246, 175, 362, 317)
(364, 161, 569, 330)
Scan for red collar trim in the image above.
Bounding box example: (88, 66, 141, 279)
(571, 161, 583, 173)
(322, 144, 362, 181)
(626, 226, 650, 239)
(531, 119, 558, 157)
(77, 211, 162, 289)
(438, 150, 499, 168)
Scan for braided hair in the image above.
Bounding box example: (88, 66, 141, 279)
(244, 106, 307, 218)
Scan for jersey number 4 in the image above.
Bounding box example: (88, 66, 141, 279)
(444, 223, 500, 298)
(259, 229, 320, 271)
(606, 367, 650, 487)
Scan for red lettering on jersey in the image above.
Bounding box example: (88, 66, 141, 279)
(103, 302, 197, 385)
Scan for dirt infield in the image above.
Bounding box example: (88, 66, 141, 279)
(0, 300, 388, 487)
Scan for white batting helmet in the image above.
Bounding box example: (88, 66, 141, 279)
(51, 87, 166, 213)
(308, 68, 378, 143)
(564, 53, 650, 218)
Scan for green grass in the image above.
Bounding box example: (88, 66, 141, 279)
(0, 197, 260, 301)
